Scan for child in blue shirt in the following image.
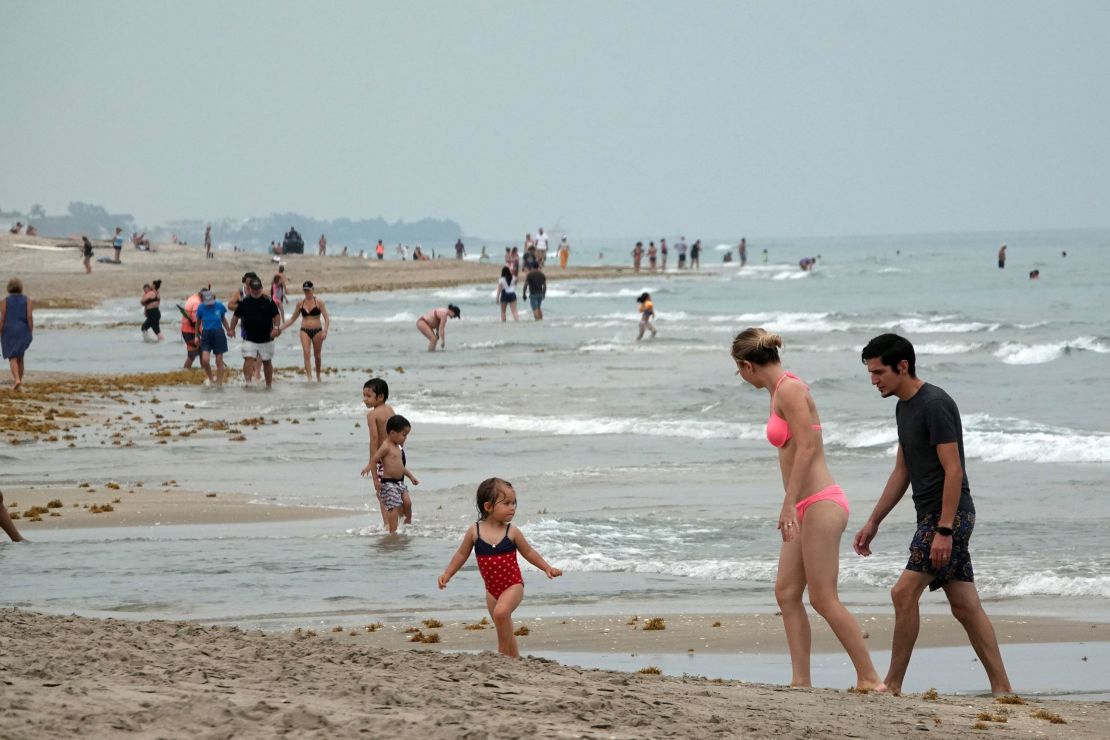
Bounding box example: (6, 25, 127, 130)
(195, 289, 232, 386)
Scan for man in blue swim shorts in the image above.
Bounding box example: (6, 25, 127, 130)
(852, 334, 1011, 697)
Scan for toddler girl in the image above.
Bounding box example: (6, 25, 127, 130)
(438, 478, 562, 657)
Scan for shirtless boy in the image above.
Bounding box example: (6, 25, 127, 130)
(360, 378, 413, 525)
(369, 415, 419, 533)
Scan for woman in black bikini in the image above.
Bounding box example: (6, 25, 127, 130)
(140, 279, 164, 342)
(280, 280, 330, 382)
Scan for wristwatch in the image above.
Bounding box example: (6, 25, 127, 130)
(935, 525, 954, 537)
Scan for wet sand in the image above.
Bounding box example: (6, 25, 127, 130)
(2, 609, 1106, 739)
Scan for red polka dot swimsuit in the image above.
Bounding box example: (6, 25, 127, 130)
(475, 521, 524, 599)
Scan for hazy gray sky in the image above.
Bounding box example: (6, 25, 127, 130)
(2, 1, 1107, 238)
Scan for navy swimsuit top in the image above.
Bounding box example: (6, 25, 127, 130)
(474, 522, 516, 556)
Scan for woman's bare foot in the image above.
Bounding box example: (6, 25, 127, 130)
(853, 680, 888, 694)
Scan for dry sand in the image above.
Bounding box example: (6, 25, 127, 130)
(2, 610, 1107, 739)
(0, 233, 636, 308)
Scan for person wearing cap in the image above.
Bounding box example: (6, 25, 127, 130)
(280, 280, 330, 382)
(194, 289, 232, 386)
(415, 304, 461, 351)
(229, 277, 281, 388)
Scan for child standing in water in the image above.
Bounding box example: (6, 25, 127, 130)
(368, 415, 419, 533)
(636, 291, 656, 340)
(438, 478, 562, 657)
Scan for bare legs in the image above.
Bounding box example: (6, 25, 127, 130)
(297, 330, 325, 381)
(8, 357, 24, 390)
(0, 490, 25, 542)
(886, 571, 1011, 695)
(486, 584, 524, 657)
(200, 351, 226, 386)
(775, 501, 884, 690)
(416, 319, 438, 352)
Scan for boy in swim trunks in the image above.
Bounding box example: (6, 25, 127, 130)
(853, 333, 1011, 696)
(359, 378, 413, 526)
(369, 414, 419, 533)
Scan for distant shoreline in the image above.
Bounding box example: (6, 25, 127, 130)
(1, 233, 641, 309)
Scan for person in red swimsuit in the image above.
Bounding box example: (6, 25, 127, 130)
(438, 478, 562, 657)
(732, 327, 885, 692)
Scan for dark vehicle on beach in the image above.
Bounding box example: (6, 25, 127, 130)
(282, 228, 305, 254)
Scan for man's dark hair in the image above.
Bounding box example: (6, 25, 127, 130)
(861, 333, 916, 377)
(386, 414, 410, 433)
(363, 377, 389, 400)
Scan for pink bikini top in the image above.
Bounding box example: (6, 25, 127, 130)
(766, 372, 822, 448)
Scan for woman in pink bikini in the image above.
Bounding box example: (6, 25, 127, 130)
(732, 328, 885, 692)
(415, 304, 461, 351)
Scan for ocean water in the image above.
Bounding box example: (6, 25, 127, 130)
(3, 228, 1109, 632)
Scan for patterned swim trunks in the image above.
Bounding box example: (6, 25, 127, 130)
(378, 481, 406, 511)
(906, 509, 975, 591)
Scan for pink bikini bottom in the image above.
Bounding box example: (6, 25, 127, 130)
(795, 484, 850, 524)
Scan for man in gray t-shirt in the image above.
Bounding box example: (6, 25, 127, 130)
(853, 334, 1010, 697)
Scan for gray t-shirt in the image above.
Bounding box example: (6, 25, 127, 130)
(895, 383, 975, 518)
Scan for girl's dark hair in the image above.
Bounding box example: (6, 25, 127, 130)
(637, 292, 651, 303)
(447, 303, 461, 318)
(861, 333, 916, 377)
(363, 377, 389, 400)
(500, 266, 512, 280)
(153, 279, 162, 290)
(476, 477, 513, 519)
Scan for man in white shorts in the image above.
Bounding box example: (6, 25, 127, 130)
(228, 277, 281, 388)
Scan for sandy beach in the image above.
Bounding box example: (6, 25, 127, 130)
(2, 610, 1107, 739)
(0, 233, 633, 308)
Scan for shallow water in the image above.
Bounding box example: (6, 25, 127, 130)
(4, 228, 1109, 627)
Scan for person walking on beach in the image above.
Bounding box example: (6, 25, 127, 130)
(367, 414, 419, 533)
(522, 264, 546, 320)
(676, 237, 688, 269)
(455, 238, 466, 260)
(203, 225, 213, 259)
(195, 289, 232, 387)
(659, 238, 668, 271)
(496, 266, 520, 322)
(997, 244, 1007, 269)
(111, 227, 125, 263)
(690, 239, 702, 270)
(415, 304, 460, 351)
(1, 278, 33, 390)
(438, 478, 562, 657)
(648, 242, 658, 271)
(271, 265, 288, 323)
(731, 329, 886, 692)
(631, 241, 643, 272)
(140, 280, 164, 342)
(854, 334, 1011, 696)
(558, 236, 570, 269)
(636, 292, 656, 341)
(178, 289, 202, 369)
(318, 234, 327, 256)
(81, 236, 94, 274)
(535, 228, 548, 267)
(229, 276, 282, 389)
(739, 237, 748, 267)
(375, 240, 384, 260)
(280, 281, 330, 383)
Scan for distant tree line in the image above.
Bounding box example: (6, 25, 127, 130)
(2, 203, 463, 251)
